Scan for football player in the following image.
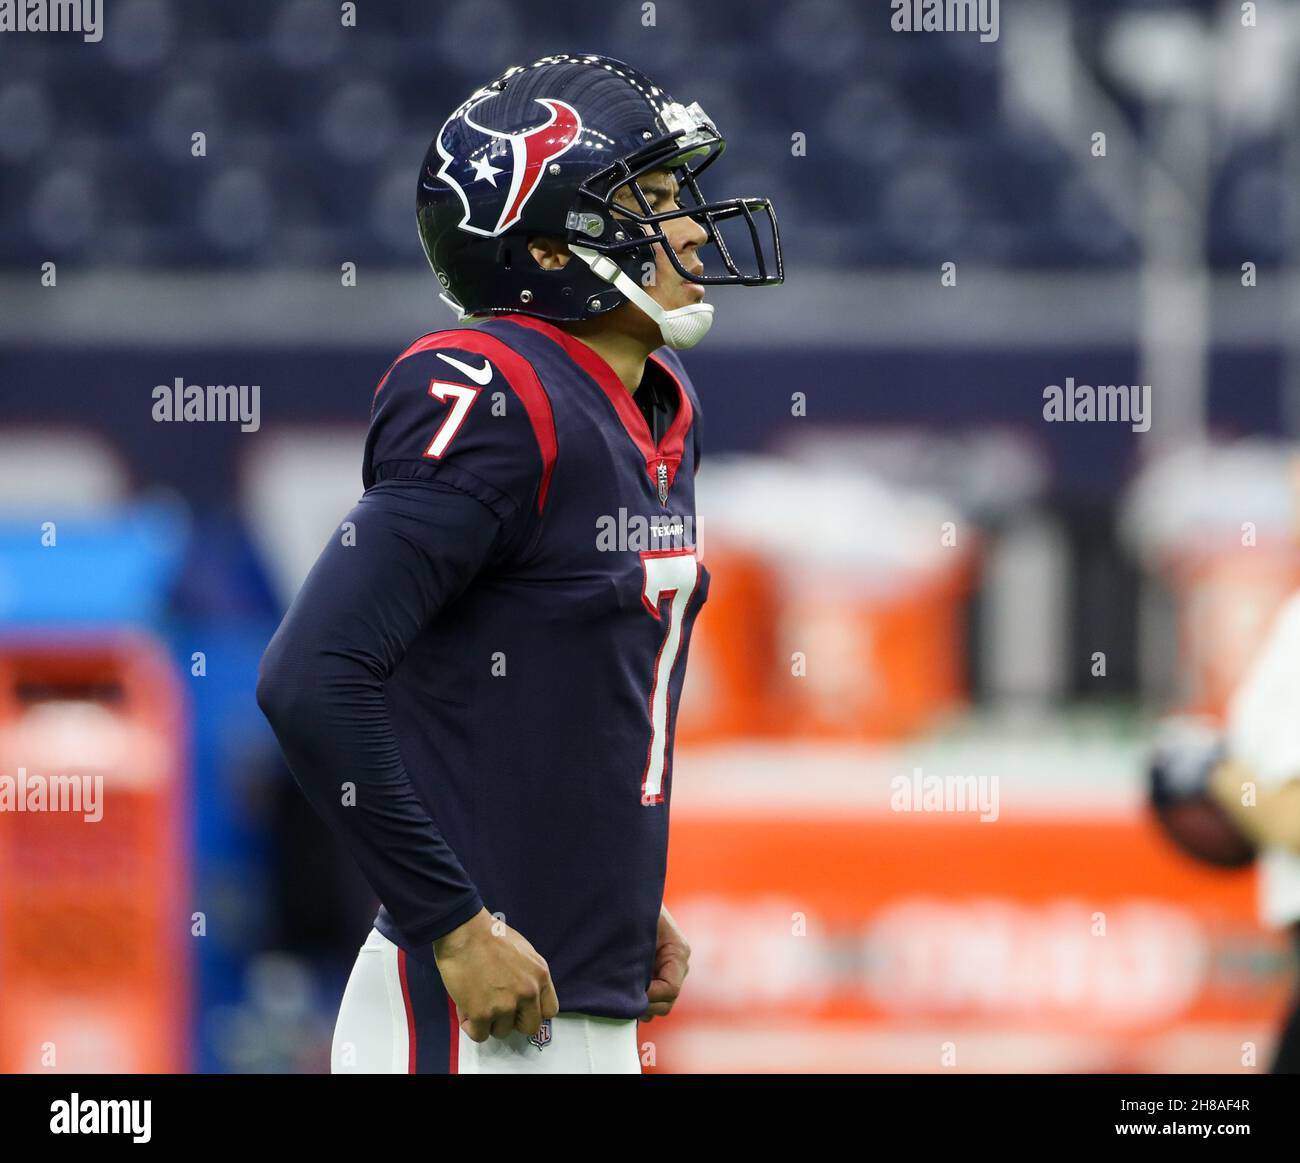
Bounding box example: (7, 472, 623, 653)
(1147, 489, 1300, 1073)
(1206, 592, 1300, 1074)
(257, 53, 782, 1074)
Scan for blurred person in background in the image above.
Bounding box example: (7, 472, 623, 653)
(257, 54, 782, 1074)
(1207, 586, 1300, 1075)
(1150, 456, 1300, 1074)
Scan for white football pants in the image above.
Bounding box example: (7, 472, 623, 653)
(331, 927, 642, 1074)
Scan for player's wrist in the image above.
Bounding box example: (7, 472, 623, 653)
(432, 906, 493, 959)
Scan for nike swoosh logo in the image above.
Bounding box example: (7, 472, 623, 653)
(436, 352, 493, 385)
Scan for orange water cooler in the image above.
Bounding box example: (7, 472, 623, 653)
(0, 634, 189, 1073)
(677, 531, 977, 744)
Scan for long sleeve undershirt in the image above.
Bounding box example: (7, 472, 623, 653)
(256, 477, 504, 946)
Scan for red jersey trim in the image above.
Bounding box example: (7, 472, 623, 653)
(372, 329, 558, 514)
(498, 314, 693, 495)
(447, 996, 460, 1074)
(396, 948, 417, 1074)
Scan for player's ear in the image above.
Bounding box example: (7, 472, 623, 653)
(526, 236, 571, 271)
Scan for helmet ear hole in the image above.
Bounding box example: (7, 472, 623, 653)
(501, 246, 512, 270)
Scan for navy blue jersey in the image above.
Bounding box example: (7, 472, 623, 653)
(263, 314, 710, 1021)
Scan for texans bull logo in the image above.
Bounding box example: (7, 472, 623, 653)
(435, 96, 583, 237)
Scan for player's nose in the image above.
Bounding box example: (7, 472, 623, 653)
(666, 216, 707, 276)
(674, 212, 708, 252)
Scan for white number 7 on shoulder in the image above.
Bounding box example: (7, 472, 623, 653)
(423, 380, 482, 458)
(639, 548, 701, 806)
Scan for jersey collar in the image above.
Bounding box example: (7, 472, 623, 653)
(498, 314, 692, 496)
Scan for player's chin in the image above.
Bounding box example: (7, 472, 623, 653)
(677, 280, 707, 305)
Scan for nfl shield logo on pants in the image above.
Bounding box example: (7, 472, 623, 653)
(528, 1019, 553, 1051)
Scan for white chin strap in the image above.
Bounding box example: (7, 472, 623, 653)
(570, 244, 714, 350)
(439, 291, 471, 321)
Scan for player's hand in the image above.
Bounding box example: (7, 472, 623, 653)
(640, 904, 690, 1021)
(432, 908, 560, 1043)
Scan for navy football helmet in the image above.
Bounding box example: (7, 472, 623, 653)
(417, 53, 783, 349)
(1147, 716, 1256, 870)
